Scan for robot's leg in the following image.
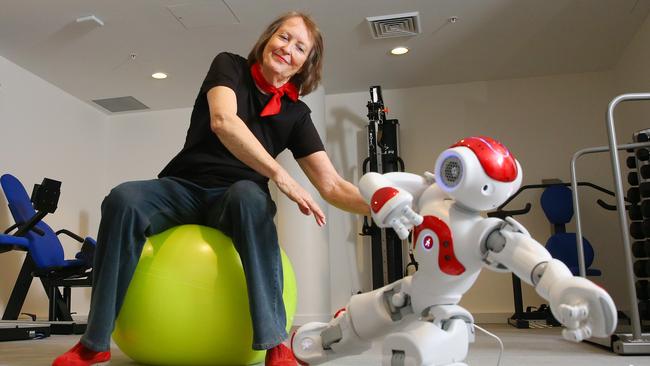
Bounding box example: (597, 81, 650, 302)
(382, 318, 472, 366)
(292, 310, 372, 364)
(293, 279, 413, 364)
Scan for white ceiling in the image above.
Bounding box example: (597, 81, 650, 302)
(1, 0, 649, 113)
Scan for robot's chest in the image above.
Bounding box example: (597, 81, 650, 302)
(412, 213, 480, 277)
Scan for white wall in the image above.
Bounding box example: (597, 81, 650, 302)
(615, 11, 650, 95)
(0, 55, 107, 319)
(613, 11, 650, 143)
(104, 108, 191, 187)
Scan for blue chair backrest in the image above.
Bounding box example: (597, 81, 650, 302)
(545, 232, 595, 273)
(540, 185, 574, 225)
(1, 174, 66, 268)
(539, 184, 598, 275)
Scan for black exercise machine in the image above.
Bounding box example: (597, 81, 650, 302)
(360, 86, 408, 289)
(1, 175, 96, 339)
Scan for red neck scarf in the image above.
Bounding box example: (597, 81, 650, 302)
(250, 63, 299, 117)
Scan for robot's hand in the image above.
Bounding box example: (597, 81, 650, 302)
(548, 276, 617, 342)
(369, 187, 423, 240)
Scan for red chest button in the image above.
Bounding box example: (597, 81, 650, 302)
(423, 235, 434, 250)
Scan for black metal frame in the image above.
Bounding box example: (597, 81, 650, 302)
(361, 86, 406, 289)
(2, 254, 92, 323)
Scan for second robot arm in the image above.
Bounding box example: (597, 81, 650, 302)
(481, 218, 617, 341)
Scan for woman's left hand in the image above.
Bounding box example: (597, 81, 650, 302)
(273, 168, 326, 227)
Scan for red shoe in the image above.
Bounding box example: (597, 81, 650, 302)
(52, 342, 111, 366)
(265, 343, 298, 366)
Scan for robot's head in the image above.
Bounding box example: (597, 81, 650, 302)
(434, 136, 522, 211)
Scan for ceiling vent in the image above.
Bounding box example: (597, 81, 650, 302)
(92, 96, 149, 113)
(366, 11, 421, 39)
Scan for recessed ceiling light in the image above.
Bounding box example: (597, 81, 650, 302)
(390, 47, 409, 55)
(152, 72, 167, 79)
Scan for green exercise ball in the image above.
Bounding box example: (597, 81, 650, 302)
(112, 224, 297, 365)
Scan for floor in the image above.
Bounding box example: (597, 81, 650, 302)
(0, 324, 648, 366)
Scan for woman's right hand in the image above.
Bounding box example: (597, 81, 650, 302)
(272, 169, 326, 227)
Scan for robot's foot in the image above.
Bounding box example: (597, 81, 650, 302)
(291, 322, 330, 365)
(381, 318, 470, 366)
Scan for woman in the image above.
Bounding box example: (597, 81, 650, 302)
(53, 11, 368, 366)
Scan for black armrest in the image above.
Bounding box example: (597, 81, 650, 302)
(597, 198, 630, 211)
(56, 229, 84, 243)
(4, 223, 19, 234)
(487, 203, 532, 219)
(4, 222, 44, 236)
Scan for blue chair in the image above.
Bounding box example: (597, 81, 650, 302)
(0, 173, 96, 322)
(540, 185, 601, 276)
(0, 234, 29, 250)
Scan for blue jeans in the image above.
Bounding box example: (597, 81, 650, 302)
(81, 177, 286, 351)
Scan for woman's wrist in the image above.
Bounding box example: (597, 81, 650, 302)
(270, 165, 288, 185)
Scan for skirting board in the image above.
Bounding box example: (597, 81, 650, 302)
(293, 312, 511, 326)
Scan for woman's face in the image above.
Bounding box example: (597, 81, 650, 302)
(262, 16, 314, 83)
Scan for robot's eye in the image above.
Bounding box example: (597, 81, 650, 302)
(481, 183, 495, 195)
(441, 157, 463, 188)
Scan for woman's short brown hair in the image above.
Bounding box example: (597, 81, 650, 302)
(248, 11, 323, 96)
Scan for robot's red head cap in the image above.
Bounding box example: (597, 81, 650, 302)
(450, 136, 518, 182)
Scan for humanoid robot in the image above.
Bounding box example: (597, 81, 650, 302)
(292, 136, 617, 366)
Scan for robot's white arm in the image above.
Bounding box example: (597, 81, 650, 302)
(359, 172, 430, 200)
(483, 219, 617, 341)
(359, 172, 428, 239)
(481, 217, 548, 283)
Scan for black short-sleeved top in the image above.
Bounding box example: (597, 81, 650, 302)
(159, 52, 324, 190)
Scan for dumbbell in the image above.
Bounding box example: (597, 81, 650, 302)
(642, 219, 650, 237)
(641, 165, 650, 180)
(633, 240, 650, 258)
(629, 187, 641, 204)
(642, 200, 650, 218)
(631, 221, 646, 240)
(641, 182, 650, 199)
(637, 280, 650, 300)
(639, 300, 650, 319)
(634, 259, 650, 278)
(628, 156, 638, 169)
(630, 204, 642, 221)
